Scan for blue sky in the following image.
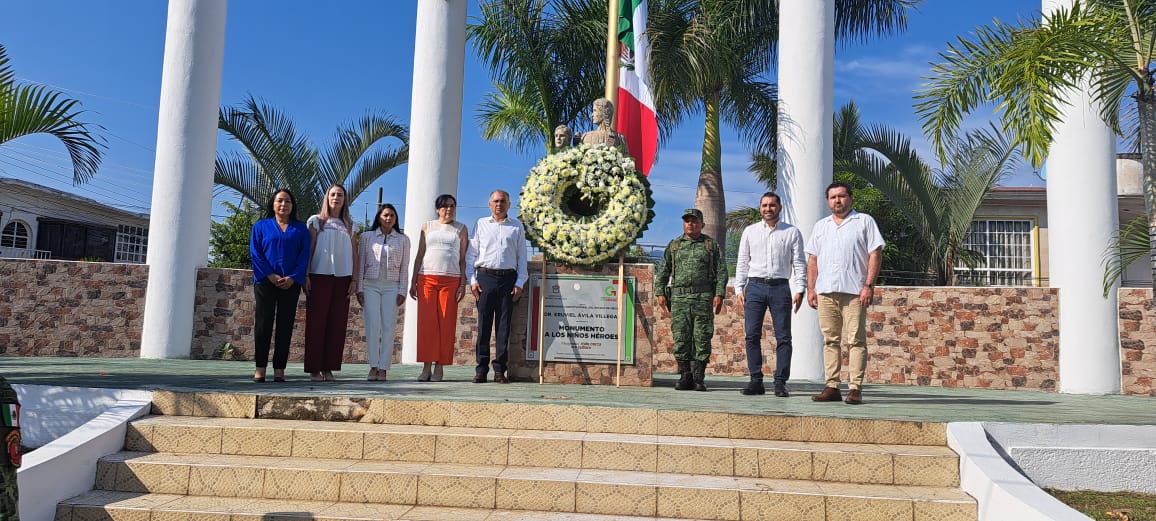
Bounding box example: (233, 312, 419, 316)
(0, 0, 1042, 246)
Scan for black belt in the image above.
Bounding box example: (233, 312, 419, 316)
(670, 284, 713, 295)
(477, 267, 516, 276)
(748, 277, 788, 286)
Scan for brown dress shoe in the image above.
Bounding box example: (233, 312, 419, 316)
(472, 373, 487, 384)
(494, 372, 508, 384)
(811, 387, 842, 402)
(844, 389, 863, 405)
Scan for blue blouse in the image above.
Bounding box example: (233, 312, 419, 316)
(250, 218, 311, 285)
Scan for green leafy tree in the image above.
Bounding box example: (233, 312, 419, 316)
(213, 95, 408, 218)
(915, 0, 1156, 287)
(0, 44, 105, 183)
(208, 201, 260, 269)
(468, 0, 608, 156)
(648, 0, 916, 244)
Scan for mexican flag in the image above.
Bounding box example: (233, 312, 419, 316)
(616, 0, 657, 176)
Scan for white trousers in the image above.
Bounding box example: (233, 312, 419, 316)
(363, 278, 400, 370)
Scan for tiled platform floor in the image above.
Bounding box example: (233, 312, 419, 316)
(4, 357, 1155, 425)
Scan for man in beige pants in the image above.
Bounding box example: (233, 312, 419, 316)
(806, 182, 884, 405)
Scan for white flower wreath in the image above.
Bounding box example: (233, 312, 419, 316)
(519, 144, 655, 267)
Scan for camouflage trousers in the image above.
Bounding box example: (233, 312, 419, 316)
(0, 466, 16, 521)
(670, 293, 714, 362)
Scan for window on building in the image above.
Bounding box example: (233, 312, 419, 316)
(36, 220, 116, 261)
(0, 221, 30, 249)
(956, 219, 1036, 286)
(115, 224, 148, 264)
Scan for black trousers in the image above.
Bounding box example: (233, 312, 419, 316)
(475, 270, 517, 375)
(253, 281, 302, 370)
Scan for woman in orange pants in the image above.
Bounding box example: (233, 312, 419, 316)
(409, 194, 468, 381)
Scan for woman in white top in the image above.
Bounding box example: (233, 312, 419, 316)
(304, 184, 358, 382)
(409, 193, 468, 382)
(355, 203, 410, 381)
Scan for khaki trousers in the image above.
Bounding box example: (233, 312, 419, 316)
(817, 293, 867, 389)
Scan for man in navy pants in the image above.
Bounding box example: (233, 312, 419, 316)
(733, 192, 806, 397)
(467, 190, 528, 383)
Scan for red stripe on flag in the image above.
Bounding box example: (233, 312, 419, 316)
(616, 87, 658, 176)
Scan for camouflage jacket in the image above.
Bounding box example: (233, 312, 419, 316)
(655, 233, 727, 298)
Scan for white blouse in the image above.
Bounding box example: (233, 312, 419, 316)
(307, 215, 354, 277)
(419, 220, 466, 276)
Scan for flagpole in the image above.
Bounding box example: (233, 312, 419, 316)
(605, 0, 621, 114)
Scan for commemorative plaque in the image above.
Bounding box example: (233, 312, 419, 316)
(526, 274, 636, 364)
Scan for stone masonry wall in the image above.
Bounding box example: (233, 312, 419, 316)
(0, 259, 147, 357)
(1119, 288, 1156, 396)
(1, 259, 1153, 395)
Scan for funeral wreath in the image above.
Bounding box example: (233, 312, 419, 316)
(520, 145, 655, 267)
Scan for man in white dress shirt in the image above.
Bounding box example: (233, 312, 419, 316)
(733, 192, 805, 397)
(806, 182, 884, 405)
(467, 190, 528, 383)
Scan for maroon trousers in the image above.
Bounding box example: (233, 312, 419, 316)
(303, 274, 352, 373)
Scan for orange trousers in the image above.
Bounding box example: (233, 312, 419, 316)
(415, 274, 460, 365)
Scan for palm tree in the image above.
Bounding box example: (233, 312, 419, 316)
(648, 0, 916, 244)
(213, 95, 408, 218)
(0, 44, 105, 184)
(850, 121, 1020, 285)
(468, 0, 608, 156)
(915, 0, 1156, 286)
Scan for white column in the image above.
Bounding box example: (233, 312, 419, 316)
(139, 0, 227, 359)
(1044, 0, 1121, 394)
(777, 0, 834, 381)
(401, 0, 468, 364)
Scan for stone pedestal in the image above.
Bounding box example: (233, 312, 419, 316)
(498, 262, 656, 386)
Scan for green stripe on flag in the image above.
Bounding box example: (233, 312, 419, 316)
(0, 405, 12, 427)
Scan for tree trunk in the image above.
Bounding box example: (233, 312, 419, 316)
(1138, 94, 1156, 292)
(695, 92, 726, 245)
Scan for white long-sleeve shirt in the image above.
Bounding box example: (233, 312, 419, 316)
(733, 220, 806, 296)
(466, 215, 528, 288)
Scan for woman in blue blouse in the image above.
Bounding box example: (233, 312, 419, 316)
(250, 189, 311, 382)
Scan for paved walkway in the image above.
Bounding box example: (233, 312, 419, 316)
(3, 357, 1153, 425)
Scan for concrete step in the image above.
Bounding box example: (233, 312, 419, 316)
(56, 491, 725, 521)
(148, 391, 948, 446)
(91, 452, 974, 520)
(125, 415, 960, 486)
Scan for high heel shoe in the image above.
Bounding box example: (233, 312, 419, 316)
(418, 365, 432, 382)
(432, 364, 444, 382)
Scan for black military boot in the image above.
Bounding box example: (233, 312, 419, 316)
(675, 361, 694, 391)
(691, 361, 708, 391)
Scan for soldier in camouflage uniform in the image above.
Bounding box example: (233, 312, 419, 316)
(656, 209, 728, 391)
(0, 376, 19, 521)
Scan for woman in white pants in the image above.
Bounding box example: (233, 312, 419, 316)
(356, 203, 411, 381)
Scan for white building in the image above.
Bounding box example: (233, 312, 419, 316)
(0, 177, 149, 263)
(960, 155, 1147, 287)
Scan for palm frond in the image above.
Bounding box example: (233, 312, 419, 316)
(1103, 215, 1150, 294)
(0, 44, 106, 184)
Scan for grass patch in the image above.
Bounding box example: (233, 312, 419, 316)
(1046, 489, 1156, 521)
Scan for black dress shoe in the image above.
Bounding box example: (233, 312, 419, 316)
(472, 374, 487, 384)
(740, 380, 765, 395)
(773, 384, 789, 398)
